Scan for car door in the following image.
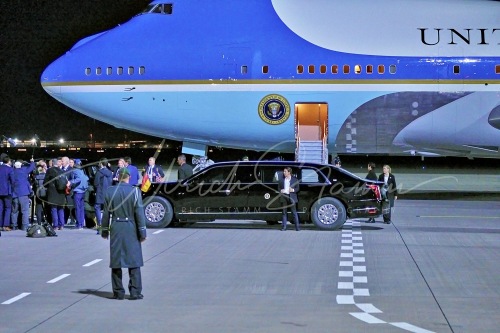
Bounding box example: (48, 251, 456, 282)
(245, 165, 286, 221)
(175, 164, 248, 221)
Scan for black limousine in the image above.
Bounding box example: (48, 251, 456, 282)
(141, 161, 389, 230)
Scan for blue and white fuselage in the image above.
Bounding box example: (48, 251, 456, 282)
(41, 0, 500, 158)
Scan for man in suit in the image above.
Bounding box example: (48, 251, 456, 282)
(278, 166, 300, 231)
(0, 155, 15, 232)
(177, 154, 193, 181)
(101, 167, 147, 300)
(146, 157, 165, 182)
(94, 158, 113, 234)
(11, 158, 35, 231)
(124, 156, 141, 186)
(365, 162, 378, 223)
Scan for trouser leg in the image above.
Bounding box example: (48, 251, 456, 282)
(74, 193, 85, 228)
(94, 203, 102, 226)
(128, 267, 142, 297)
(281, 208, 287, 230)
(111, 268, 125, 297)
(291, 204, 300, 230)
(19, 196, 30, 230)
(11, 198, 19, 229)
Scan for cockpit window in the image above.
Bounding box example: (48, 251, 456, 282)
(141, 3, 173, 15)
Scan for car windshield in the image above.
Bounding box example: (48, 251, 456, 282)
(140, 3, 173, 15)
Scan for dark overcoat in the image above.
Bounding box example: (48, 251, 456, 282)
(94, 167, 113, 204)
(101, 182, 147, 268)
(44, 166, 66, 206)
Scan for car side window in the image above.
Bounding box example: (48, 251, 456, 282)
(300, 168, 321, 183)
(235, 166, 260, 183)
(259, 167, 283, 183)
(194, 167, 234, 184)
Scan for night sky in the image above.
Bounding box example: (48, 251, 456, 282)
(0, 0, 153, 142)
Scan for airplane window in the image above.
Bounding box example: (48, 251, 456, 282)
(366, 65, 373, 74)
(453, 65, 460, 74)
(85, 68, 91, 76)
(106, 67, 112, 75)
(241, 65, 248, 74)
(496, 65, 500, 74)
(378, 65, 385, 74)
(96, 67, 102, 76)
(354, 65, 361, 74)
(139, 66, 146, 75)
(297, 65, 304, 74)
(128, 66, 134, 75)
(389, 64, 397, 74)
(262, 65, 269, 74)
(343, 65, 350, 74)
(117, 67, 123, 75)
(331, 65, 338, 74)
(308, 65, 315, 74)
(320, 65, 327, 74)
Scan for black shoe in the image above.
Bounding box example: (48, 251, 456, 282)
(280, 228, 286, 231)
(129, 294, 144, 300)
(108, 295, 125, 300)
(384, 220, 391, 224)
(366, 218, 375, 223)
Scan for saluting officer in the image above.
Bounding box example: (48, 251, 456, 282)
(101, 167, 147, 300)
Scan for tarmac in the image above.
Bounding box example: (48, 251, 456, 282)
(0, 168, 498, 333)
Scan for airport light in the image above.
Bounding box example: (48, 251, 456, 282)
(59, 138, 65, 144)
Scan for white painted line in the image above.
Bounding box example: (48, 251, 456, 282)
(353, 288, 370, 296)
(356, 303, 383, 313)
(341, 246, 353, 250)
(353, 276, 368, 283)
(83, 259, 102, 267)
(2, 293, 31, 305)
(47, 274, 71, 284)
(352, 231, 362, 235)
(152, 230, 164, 234)
(390, 322, 436, 333)
(350, 312, 386, 324)
(353, 237, 363, 241)
(341, 253, 354, 258)
(353, 257, 366, 262)
(340, 261, 354, 267)
(336, 295, 355, 304)
(353, 243, 363, 247)
(342, 239, 353, 244)
(353, 266, 366, 272)
(353, 249, 365, 254)
(338, 282, 354, 289)
(339, 271, 354, 277)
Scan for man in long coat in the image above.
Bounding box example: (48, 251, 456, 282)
(101, 167, 147, 300)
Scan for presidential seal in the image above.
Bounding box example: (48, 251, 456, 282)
(258, 94, 290, 125)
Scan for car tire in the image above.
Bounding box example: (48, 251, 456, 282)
(310, 197, 346, 230)
(143, 196, 173, 228)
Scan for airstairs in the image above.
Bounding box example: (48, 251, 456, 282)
(295, 129, 328, 164)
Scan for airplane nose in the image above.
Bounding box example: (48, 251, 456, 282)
(40, 56, 65, 98)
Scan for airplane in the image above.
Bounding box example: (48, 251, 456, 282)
(41, 0, 500, 161)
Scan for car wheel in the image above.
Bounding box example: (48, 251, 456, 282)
(143, 196, 173, 228)
(310, 197, 346, 230)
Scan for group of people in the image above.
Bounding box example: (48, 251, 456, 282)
(365, 162, 397, 223)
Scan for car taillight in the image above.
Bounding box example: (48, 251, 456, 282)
(368, 184, 381, 200)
